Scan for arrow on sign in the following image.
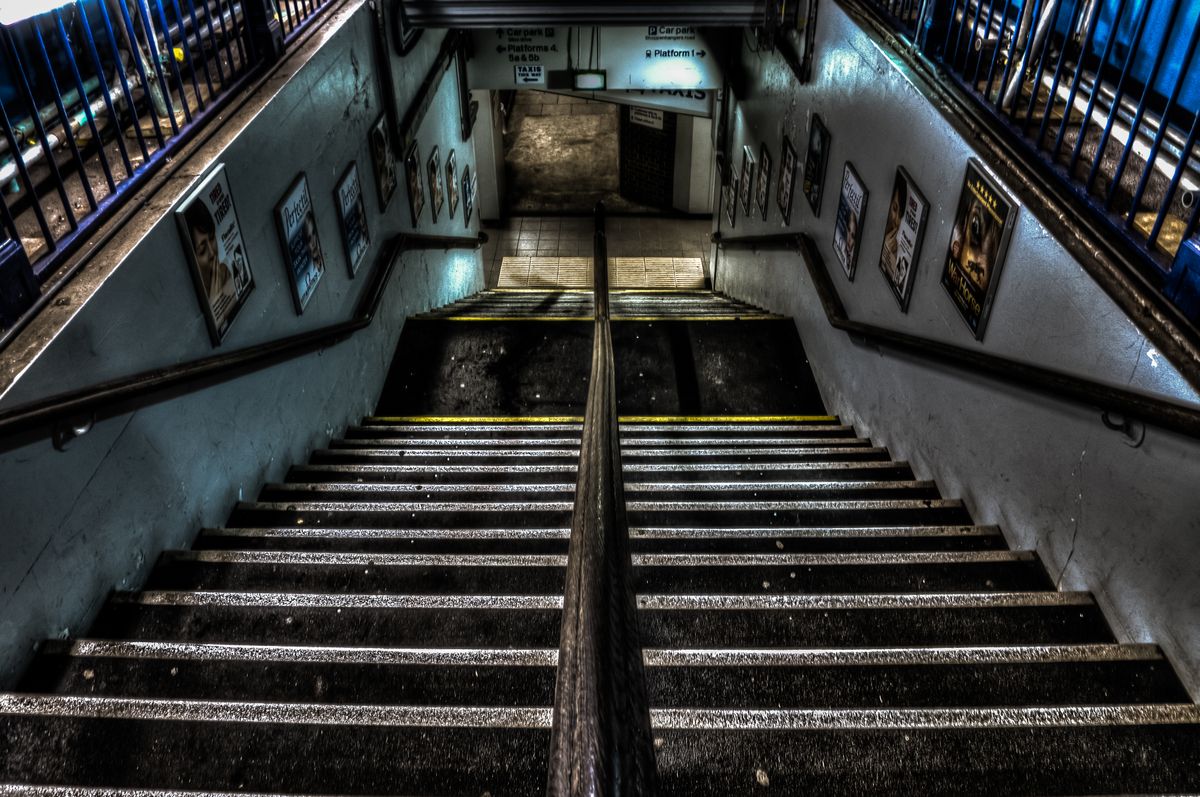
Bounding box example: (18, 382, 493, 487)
(497, 45, 506, 53)
(697, 49, 707, 57)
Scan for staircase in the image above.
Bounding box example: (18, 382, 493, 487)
(2, 288, 1199, 794)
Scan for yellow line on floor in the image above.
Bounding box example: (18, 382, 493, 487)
(367, 416, 585, 423)
(619, 415, 838, 423)
(488, 288, 591, 293)
(611, 315, 784, 321)
(440, 316, 594, 321)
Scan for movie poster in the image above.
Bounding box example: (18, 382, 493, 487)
(739, 145, 754, 217)
(335, 162, 370, 277)
(777, 134, 797, 226)
(175, 163, 254, 345)
(274, 173, 325, 313)
(462, 164, 476, 227)
(804, 114, 830, 216)
(756, 142, 771, 222)
(428, 145, 444, 224)
(446, 149, 459, 220)
(724, 179, 738, 229)
(940, 159, 1017, 339)
(878, 167, 929, 312)
(832, 161, 867, 280)
(404, 141, 424, 228)
(368, 115, 396, 211)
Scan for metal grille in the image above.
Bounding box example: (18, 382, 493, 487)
(867, 0, 1200, 270)
(0, 0, 333, 286)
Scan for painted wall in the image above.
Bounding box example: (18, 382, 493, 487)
(713, 2, 1200, 692)
(0, 6, 482, 685)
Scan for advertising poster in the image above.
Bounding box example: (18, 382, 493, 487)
(446, 149, 459, 220)
(804, 114, 830, 216)
(404, 141, 425, 228)
(739, 145, 754, 217)
(463, 164, 475, 227)
(368, 114, 396, 211)
(428, 145, 444, 224)
(724, 178, 738, 229)
(175, 163, 253, 345)
(878, 167, 929, 312)
(335, 162, 370, 277)
(832, 161, 867, 280)
(777, 134, 797, 226)
(756, 142, 771, 222)
(941, 159, 1018, 339)
(274, 173, 326, 313)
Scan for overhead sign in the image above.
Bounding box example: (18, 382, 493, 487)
(629, 107, 665, 130)
(600, 26, 718, 90)
(515, 64, 545, 86)
(555, 88, 712, 117)
(468, 26, 720, 91)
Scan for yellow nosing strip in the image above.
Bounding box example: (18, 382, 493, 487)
(442, 316, 594, 321)
(368, 416, 585, 423)
(367, 415, 838, 423)
(619, 415, 838, 422)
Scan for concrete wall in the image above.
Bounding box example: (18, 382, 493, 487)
(713, 1, 1200, 693)
(672, 115, 715, 215)
(0, 4, 482, 685)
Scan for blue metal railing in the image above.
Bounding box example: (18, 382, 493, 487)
(865, 0, 1200, 274)
(0, 0, 334, 295)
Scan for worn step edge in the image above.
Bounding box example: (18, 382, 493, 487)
(316, 446, 890, 459)
(1, 695, 1197, 730)
(200, 525, 998, 541)
(37, 640, 1162, 667)
(110, 590, 1093, 610)
(161, 550, 1035, 567)
(262, 480, 935, 495)
(630, 525, 1000, 539)
(232, 499, 962, 513)
(295, 461, 903, 474)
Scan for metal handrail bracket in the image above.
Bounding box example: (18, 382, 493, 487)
(547, 203, 658, 796)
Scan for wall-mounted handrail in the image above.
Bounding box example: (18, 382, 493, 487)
(546, 202, 658, 796)
(712, 231, 1200, 440)
(0, 232, 486, 452)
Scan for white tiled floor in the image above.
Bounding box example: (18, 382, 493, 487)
(481, 216, 713, 288)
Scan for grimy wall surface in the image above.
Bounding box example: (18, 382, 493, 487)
(714, 2, 1200, 692)
(0, 5, 482, 685)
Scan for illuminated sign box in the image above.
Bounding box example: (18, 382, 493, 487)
(574, 71, 607, 90)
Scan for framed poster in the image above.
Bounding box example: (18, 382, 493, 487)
(368, 115, 396, 211)
(274, 172, 326, 314)
(462, 164, 475, 227)
(803, 114, 830, 216)
(334, 162, 370, 277)
(878, 167, 929, 312)
(427, 145, 444, 223)
(403, 141, 424, 228)
(724, 178, 738, 229)
(739, 145, 754, 217)
(446, 149, 459, 220)
(756, 143, 772, 222)
(941, 159, 1018, 339)
(832, 161, 867, 280)
(777, 134, 798, 226)
(175, 163, 253, 345)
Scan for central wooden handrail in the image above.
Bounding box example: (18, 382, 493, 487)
(546, 203, 658, 796)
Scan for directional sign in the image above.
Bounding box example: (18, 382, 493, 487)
(514, 64, 546, 86)
(468, 26, 720, 91)
(555, 88, 713, 117)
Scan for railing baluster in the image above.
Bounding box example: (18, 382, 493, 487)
(147, 0, 198, 122)
(1081, 0, 1155, 193)
(58, 7, 128, 189)
(188, 0, 226, 87)
(31, 18, 100, 211)
(1065, 0, 1134, 175)
(1, 25, 79, 231)
(95, 0, 161, 154)
(0, 93, 56, 253)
